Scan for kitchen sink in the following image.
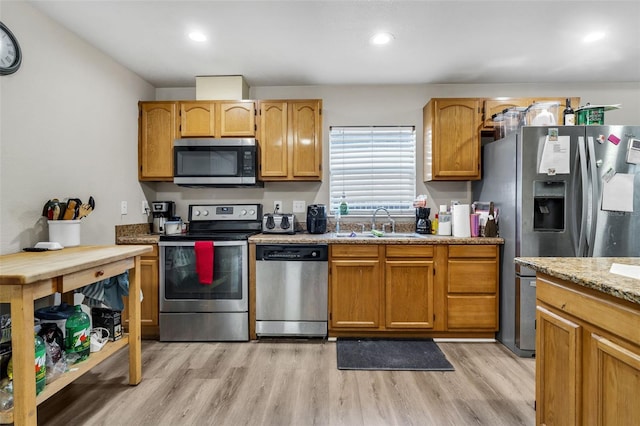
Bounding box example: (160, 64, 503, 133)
(334, 232, 426, 239)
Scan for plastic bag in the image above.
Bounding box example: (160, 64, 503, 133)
(37, 323, 67, 383)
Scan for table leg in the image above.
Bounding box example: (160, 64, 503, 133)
(10, 285, 37, 425)
(128, 255, 142, 385)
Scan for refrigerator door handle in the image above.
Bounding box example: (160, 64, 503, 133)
(577, 136, 588, 256)
(586, 136, 598, 256)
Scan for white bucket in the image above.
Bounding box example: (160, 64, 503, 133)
(48, 220, 81, 247)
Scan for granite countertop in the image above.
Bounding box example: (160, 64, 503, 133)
(249, 232, 504, 245)
(515, 257, 640, 305)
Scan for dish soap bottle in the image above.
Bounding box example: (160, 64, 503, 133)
(339, 192, 349, 216)
(65, 304, 91, 363)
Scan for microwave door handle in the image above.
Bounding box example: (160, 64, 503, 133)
(586, 135, 598, 257)
(576, 136, 588, 257)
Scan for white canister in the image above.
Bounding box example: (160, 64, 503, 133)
(438, 213, 452, 236)
(164, 220, 182, 235)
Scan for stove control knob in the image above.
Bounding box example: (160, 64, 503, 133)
(202, 210, 209, 216)
(240, 209, 247, 216)
(193, 210, 200, 216)
(249, 209, 255, 216)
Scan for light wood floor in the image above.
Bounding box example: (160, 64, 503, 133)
(37, 340, 535, 426)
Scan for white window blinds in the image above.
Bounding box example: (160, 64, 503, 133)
(329, 126, 416, 214)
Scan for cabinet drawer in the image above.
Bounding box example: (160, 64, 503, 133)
(331, 245, 379, 258)
(61, 258, 134, 293)
(449, 245, 496, 258)
(386, 245, 433, 258)
(447, 295, 497, 329)
(448, 260, 497, 293)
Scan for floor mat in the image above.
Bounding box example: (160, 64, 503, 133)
(336, 338, 454, 371)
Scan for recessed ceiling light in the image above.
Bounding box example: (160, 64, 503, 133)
(370, 32, 394, 45)
(189, 32, 207, 42)
(583, 31, 605, 43)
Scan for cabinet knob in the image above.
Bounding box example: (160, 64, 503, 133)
(95, 270, 105, 277)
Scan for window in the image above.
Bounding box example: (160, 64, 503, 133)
(329, 126, 416, 215)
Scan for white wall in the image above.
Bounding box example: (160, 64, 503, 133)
(155, 83, 640, 222)
(2, 2, 639, 254)
(0, 2, 155, 254)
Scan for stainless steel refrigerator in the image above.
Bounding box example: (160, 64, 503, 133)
(472, 125, 640, 357)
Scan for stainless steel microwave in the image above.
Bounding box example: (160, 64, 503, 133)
(173, 138, 261, 187)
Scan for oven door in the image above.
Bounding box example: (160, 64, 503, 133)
(159, 240, 248, 312)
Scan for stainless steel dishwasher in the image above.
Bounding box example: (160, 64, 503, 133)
(255, 244, 328, 337)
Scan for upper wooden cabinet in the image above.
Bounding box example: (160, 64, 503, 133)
(258, 99, 322, 181)
(138, 100, 256, 181)
(483, 97, 581, 129)
(138, 101, 177, 181)
(424, 98, 483, 181)
(179, 100, 256, 138)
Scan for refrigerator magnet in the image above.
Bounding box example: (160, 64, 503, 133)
(597, 135, 606, 144)
(607, 134, 621, 145)
(602, 167, 616, 183)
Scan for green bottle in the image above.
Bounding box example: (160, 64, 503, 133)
(35, 334, 46, 395)
(65, 305, 91, 362)
(339, 193, 349, 216)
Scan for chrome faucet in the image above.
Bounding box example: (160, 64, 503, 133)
(371, 207, 395, 233)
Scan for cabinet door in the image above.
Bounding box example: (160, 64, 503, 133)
(258, 101, 289, 178)
(138, 102, 177, 180)
(289, 100, 322, 180)
(219, 101, 255, 137)
(536, 306, 582, 426)
(483, 98, 531, 128)
(123, 249, 159, 332)
(587, 334, 640, 426)
(385, 260, 434, 329)
(179, 101, 216, 137)
(431, 98, 482, 180)
(330, 259, 381, 329)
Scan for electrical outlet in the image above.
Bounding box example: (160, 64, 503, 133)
(120, 201, 128, 215)
(293, 200, 306, 213)
(273, 200, 282, 213)
(142, 200, 149, 215)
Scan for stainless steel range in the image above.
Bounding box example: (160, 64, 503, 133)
(158, 203, 262, 341)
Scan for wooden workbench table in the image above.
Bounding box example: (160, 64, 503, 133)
(0, 245, 152, 425)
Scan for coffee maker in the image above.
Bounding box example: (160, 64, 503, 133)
(415, 207, 432, 234)
(151, 201, 175, 234)
(306, 204, 327, 234)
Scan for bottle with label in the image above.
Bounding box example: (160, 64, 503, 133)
(431, 213, 438, 234)
(7, 334, 47, 395)
(339, 192, 349, 216)
(65, 304, 91, 363)
(35, 334, 46, 395)
(563, 98, 575, 126)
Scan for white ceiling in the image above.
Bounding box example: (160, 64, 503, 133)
(29, 0, 640, 88)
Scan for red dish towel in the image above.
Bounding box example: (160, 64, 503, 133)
(194, 241, 214, 285)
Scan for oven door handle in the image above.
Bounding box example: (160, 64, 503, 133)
(158, 240, 247, 247)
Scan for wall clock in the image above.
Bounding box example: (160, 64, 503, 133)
(0, 21, 22, 75)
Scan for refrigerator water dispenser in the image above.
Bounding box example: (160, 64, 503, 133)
(533, 181, 565, 231)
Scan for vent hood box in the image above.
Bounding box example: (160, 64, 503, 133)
(195, 75, 249, 100)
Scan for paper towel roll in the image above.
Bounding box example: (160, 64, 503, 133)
(452, 204, 471, 237)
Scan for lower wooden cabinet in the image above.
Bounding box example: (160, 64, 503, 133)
(385, 245, 434, 329)
(330, 245, 381, 329)
(447, 245, 498, 330)
(536, 273, 640, 426)
(329, 243, 496, 337)
(122, 244, 159, 338)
